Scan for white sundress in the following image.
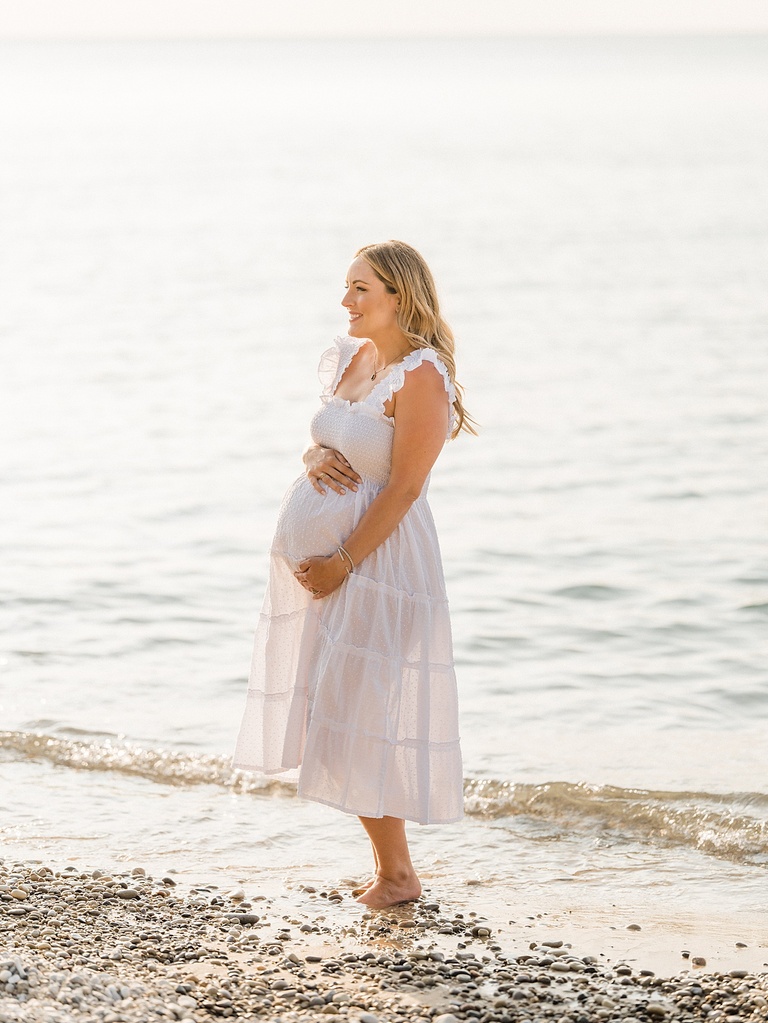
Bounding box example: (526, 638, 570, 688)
(232, 335, 463, 825)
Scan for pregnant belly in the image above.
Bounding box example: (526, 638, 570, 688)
(271, 475, 358, 571)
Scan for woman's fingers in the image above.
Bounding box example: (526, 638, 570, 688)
(312, 469, 349, 496)
(306, 447, 361, 493)
(325, 470, 351, 495)
(335, 455, 362, 484)
(324, 462, 361, 492)
(294, 555, 342, 600)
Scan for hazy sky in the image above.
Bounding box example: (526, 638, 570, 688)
(1, 0, 768, 39)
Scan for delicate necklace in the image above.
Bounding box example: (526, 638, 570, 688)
(370, 347, 411, 381)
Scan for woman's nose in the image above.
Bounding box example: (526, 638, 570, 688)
(341, 290, 352, 307)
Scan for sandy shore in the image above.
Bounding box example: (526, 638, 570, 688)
(2, 860, 767, 1023)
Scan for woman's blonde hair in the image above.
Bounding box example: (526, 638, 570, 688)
(356, 240, 477, 438)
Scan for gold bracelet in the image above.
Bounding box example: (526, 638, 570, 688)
(337, 545, 355, 574)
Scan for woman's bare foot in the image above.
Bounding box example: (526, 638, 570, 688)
(355, 872, 421, 908)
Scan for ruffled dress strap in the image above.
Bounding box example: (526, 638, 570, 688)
(374, 347, 458, 439)
(318, 335, 366, 400)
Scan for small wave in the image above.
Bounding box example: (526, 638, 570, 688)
(551, 584, 629, 601)
(0, 730, 296, 798)
(740, 601, 768, 614)
(3, 730, 767, 867)
(464, 778, 768, 867)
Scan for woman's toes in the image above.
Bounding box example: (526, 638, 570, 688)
(355, 876, 421, 909)
(350, 876, 375, 896)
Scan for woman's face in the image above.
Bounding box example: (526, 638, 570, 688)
(341, 257, 400, 340)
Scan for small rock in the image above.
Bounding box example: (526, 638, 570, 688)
(359, 1014, 379, 1023)
(116, 889, 140, 900)
(627, 923, 642, 931)
(691, 957, 707, 967)
(646, 1004, 668, 1017)
(10, 890, 28, 901)
(434, 1016, 460, 1023)
(729, 969, 748, 978)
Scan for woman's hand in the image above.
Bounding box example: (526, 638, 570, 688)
(294, 553, 349, 600)
(304, 444, 362, 496)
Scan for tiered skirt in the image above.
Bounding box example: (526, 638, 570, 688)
(232, 476, 464, 825)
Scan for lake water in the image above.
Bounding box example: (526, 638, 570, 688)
(1, 36, 766, 952)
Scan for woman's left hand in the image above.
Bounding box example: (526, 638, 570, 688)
(294, 553, 349, 600)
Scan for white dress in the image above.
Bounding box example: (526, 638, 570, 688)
(232, 336, 463, 825)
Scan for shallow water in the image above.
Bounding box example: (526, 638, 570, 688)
(1, 36, 767, 936)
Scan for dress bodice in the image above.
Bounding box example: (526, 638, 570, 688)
(309, 336, 456, 490)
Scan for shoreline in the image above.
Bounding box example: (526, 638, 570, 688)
(2, 860, 767, 1023)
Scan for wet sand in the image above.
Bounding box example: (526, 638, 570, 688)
(2, 860, 767, 1022)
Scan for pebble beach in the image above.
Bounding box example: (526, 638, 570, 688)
(2, 861, 766, 1023)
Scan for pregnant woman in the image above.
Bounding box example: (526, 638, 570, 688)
(233, 240, 474, 908)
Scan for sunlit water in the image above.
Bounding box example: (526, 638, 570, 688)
(1, 37, 767, 940)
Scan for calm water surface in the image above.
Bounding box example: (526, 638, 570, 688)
(0, 37, 766, 936)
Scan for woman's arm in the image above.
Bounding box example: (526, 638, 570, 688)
(295, 362, 450, 598)
(341, 362, 449, 565)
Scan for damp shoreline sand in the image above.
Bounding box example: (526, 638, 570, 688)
(2, 860, 767, 1023)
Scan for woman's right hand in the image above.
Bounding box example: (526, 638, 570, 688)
(303, 444, 362, 496)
